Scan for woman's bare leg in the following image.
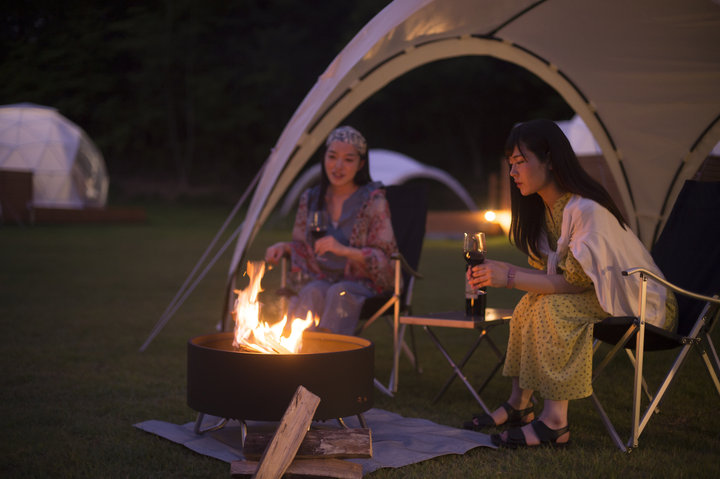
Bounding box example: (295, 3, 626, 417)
(488, 377, 534, 425)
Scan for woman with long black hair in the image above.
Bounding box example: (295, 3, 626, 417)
(463, 119, 677, 448)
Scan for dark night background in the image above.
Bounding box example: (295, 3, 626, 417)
(1, 0, 573, 208)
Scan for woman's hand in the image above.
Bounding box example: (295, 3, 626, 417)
(314, 235, 346, 257)
(467, 259, 511, 289)
(314, 236, 365, 263)
(265, 242, 289, 265)
(468, 260, 589, 294)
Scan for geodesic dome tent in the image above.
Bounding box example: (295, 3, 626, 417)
(0, 104, 108, 210)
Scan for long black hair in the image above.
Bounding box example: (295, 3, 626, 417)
(316, 127, 372, 211)
(506, 119, 627, 260)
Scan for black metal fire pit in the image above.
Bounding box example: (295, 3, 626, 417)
(187, 331, 374, 422)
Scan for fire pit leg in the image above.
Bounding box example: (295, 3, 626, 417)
(193, 412, 229, 435)
(240, 420, 247, 446)
(335, 413, 367, 429)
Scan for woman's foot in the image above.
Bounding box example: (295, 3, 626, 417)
(491, 419, 570, 448)
(462, 401, 534, 431)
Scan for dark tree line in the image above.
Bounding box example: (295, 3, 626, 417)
(2, 1, 571, 206)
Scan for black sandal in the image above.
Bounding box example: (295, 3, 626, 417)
(462, 401, 534, 431)
(491, 419, 570, 449)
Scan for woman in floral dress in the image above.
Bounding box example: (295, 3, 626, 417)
(265, 126, 398, 335)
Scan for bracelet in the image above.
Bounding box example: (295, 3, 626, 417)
(506, 267, 516, 289)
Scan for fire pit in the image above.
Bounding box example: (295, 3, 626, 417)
(187, 330, 374, 422)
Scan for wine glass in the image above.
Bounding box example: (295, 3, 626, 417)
(309, 210, 329, 245)
(463, 232, 487, 268)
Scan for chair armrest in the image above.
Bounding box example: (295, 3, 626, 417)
(623, 267, 720, 305)
(391, 252, 423, 280)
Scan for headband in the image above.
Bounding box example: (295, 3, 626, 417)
(325, 126, 367, 156)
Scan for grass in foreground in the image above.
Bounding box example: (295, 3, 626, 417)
(1, 202, 718, 478)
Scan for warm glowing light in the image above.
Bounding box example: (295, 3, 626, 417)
(484, 209, 512, 235)
(232, 261, 317, 354)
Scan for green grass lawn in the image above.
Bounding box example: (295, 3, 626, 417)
(1, 202, 718, 478)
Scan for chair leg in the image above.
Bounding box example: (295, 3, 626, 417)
(635, 340, 695, 442)
(624, 349, 656, 409)
(396, 324, 417, 365)
(590, 393, 629, 452)
(698, 335, 720, 397)
(629, 277, 650, 450)
(359, 296, 396, 333)
(707, 335, 720, 377)
(408, 325, 422, 373)
(373, 378, 394, 397)
(593, 324, 638, 380)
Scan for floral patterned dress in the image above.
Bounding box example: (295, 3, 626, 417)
(288, 182, 398, 294)
(503, 193, 677, 400)
(284, 182, 398, 334)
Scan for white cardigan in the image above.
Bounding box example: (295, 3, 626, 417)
(543, 195, 669, 329)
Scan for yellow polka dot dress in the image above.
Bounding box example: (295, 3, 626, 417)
(503, 194, 607, 400)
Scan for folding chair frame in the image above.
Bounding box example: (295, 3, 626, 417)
(591, 267, 720, 453)
(276, 252, 423, 395)
(357, 252, 423, 394)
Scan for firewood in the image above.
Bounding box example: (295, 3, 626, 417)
(252, 385, 321, 479)
(243, 429, 372, 460)
(231, 458, 362, 479)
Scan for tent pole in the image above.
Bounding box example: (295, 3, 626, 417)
(139, 164, 265, 352)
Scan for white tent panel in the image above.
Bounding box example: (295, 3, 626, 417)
(36, 144, 73, 172)
(557, 116, 602, 156)
(33, 173, 83, 208)
(279, 148, 477, 216)
(1, 149, 33, 170)
(500, 0, 720, 227)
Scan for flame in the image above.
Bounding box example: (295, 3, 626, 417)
(232, 261, 317, 354)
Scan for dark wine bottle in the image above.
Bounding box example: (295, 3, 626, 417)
(464, 270, 486, 318)
(465, 292, 486, 317)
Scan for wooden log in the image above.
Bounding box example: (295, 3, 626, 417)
(232, 458, 362, 479)
(252, 385, 321, 479)
(243, 429, 372, 460)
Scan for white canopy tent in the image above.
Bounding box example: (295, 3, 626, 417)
(0, 104, 108, 209)
(142, 0, 720, 347)
(279, 148, 478, 216)
(228, 0, 720, 285)
(559, 114, 720, 159)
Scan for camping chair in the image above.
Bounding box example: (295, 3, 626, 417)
(591, 180, 720, 452)
(278, 183, 427, 395)
(355, 183, 427, 395)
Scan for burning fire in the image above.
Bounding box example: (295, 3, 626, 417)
(232, 261, 317, 354)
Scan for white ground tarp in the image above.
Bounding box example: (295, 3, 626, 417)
(229, 0, 720, 280)
(0, 103, 108, 209)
